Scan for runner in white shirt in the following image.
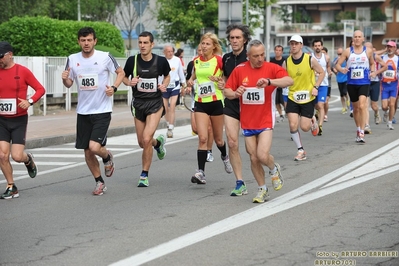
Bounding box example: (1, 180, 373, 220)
(62, 27, 125, 196)
(162, 44, 186, 138)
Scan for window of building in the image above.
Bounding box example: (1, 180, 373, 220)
(385, 7, 393, 22)
(356, 7, 370, 21)
(396, 9, 399, 22)
(320, 11, 335, 23)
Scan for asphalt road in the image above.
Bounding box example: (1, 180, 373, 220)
(1, 94, 398, 266)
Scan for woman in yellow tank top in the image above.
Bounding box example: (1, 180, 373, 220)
(186, 33, 232, 184)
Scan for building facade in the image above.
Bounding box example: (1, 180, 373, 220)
(271, 0, 398, 56)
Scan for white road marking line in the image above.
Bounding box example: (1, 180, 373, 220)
(323, 145, 399, 188)
(33, 148, 134, 151)
(0, 128, 196, 184)
(109, 139, 399, 266)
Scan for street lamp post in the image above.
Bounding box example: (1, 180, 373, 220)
(78, 0, 81, 21)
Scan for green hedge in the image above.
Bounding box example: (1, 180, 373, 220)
(0, 16, 125, 57)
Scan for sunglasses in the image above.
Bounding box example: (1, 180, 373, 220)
(0, 52, 9, 59)
(387, 45, 395, 48)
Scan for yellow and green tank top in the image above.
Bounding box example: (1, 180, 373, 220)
(193, 55, 224, 103)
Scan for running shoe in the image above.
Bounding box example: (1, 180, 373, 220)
(92, 181, 107, 196)
(25, 153, 37, 178)
(1, 185, 19, 199)
(155, 134, 166, 160)
(166, 129, 173, 138)
(383, 111, 388, 123)
(356, 132, 365, 144)
(279, 115, 284, 123)
(387, 123, 394, 130)
(271, 163, 283, 191)
(346, 99, 350, 109)
(206, 151, 214, 162)
(252, 188, 270, 203)
(364, 125, 371, 134)
(294, 149, 307, 161)
(314, 110, 319, 120)
(104, 150, 114, 177)
(318, 125, 323, 136)
(191, 170, 206, 184)
(341, 108, 347, 114)
(138, 176, 149, 187)
(323, 115, 328, 122)
(311, 116, 319, 136)
(393, 117, 396, 124)
(374, 112, 381, 125)
(350, 111, 353, 118)
(230, 181, 248, 196)
(221, 154, 233, 174)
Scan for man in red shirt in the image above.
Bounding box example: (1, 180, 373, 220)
(224, 39, 293, 203)
(0, 41, 45, 199)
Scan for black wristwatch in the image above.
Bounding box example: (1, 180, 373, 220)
(267, 78, 271, 86)
(28, 99, 34, 105)
(313, 86, 319, 90)
(111, 86, 118, 92)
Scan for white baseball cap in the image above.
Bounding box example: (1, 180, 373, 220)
(289, 35, 303, 44)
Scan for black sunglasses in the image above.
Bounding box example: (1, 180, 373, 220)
(0, 52, 10, 59)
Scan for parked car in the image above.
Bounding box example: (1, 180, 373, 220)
(269, 46, 313, 60)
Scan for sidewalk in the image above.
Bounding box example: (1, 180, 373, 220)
(26, 104, 191, 149)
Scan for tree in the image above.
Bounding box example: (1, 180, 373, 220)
(155, 0, 218, 46)
(0, 0, 119, 23)
(111, 0, 144, 50)
(80, 0, 120, 21)
(155, 0, 276, 47)
(390, 0, 399, 9)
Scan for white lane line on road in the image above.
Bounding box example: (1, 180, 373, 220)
(109, 139, 399, 266)
(323, 145, 399, 188)
(33, 148, 134, 151)
(0, 127, 196, 184)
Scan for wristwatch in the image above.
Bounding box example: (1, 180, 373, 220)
(28, 99, 34, 105)
(313, 86, 319, 90)
(111, 86, 118, 92)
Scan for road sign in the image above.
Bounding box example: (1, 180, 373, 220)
(218, 0, 242, 39)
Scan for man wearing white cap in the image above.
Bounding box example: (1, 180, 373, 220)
(282, 35, 325, 161)
(380, 41, 398, 130)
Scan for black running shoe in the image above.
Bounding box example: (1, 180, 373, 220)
(25, 153, 37, 178)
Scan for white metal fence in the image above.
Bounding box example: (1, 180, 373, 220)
(15, 55, 194, 116)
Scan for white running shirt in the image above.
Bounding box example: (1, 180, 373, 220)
(166, 56, 186, 91)
(66, 50, 120, 114)
(312, 52, 329, 86)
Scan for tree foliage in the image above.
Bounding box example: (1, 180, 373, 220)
(111, 0, 140, 50)
(390, 0, 399, 9)
(1, 0, 119, 23)
(155, 0, 218, 46)
(0, 16, 125, 56)
(154, 0, 277, 47)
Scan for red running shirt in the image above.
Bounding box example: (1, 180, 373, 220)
(0, 64, 45, 117)
(225, 61, 288, 129)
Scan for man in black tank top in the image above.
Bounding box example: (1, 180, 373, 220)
(123, 31, 171, 188)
